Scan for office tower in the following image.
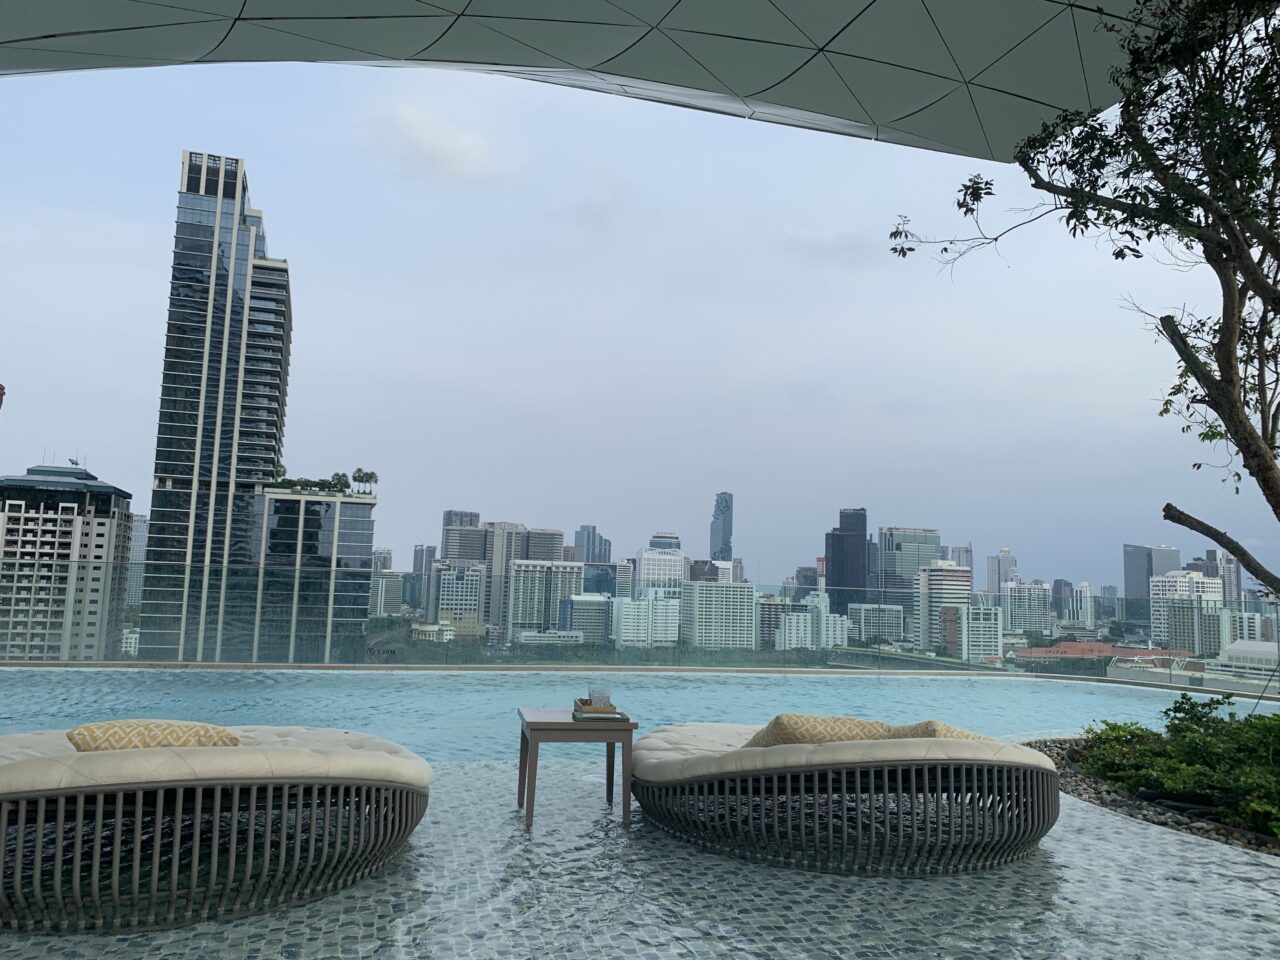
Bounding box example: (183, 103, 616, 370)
(825, 508, 868, 609)
(405, 544, 436, 610)
(427, 559, 486, 626)
(526, 528, 565, 561)
(710, 492, 733, 561)
(615, 559, 635, 600)
(139, 151, 373, 663)
(985, 548, 1018, 595)
(1051, 579, 1073, 619)
(372, 547, 394, 574)
(560, 594, 612, 645)
(582, 562, 616, 596)
(1069, 582, 1096, 628)
(613, 595, 680, 647)
(794, 565, 818, 588)
(878, 527, 942, 631)
(482, 521, 527, 635)
(441, 510, 479, 546)
(866, 538, 879, 588)
(125, 513, 149, 608)
(687, 559, 733, 582)
(950, 543, 974, 570)
(916, 561, 972, 650)
(412, 544, 436, 575)
(1000, 580, 1054, 634)
(505, 559, 583, 642)
(1100, 584, 1119, 619)
(562, 546, 577, 562)
(680, 580, 756, 650)
(441, 525, 487, 560)
(0, 466, 132, 661)
(636, 544, 686, 598)
(1150, 570, 1223, 648)
(846, 603, 905, 646)
(1122, 544, 1182, 599)
(756, 595, 806, 651)
(368, 572, 404, 617)
(1217, 550, 1242, 603)
(574, 524, 612, 564)
(649, 532, 681, 550)
(731, 558, 746, 583)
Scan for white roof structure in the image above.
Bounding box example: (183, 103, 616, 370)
(0, 0, 1137, 161)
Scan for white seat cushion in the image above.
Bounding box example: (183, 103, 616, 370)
(0, 726, 431, 795)
(632, 722, 1055, 784)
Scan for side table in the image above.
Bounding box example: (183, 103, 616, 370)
(517, 707, 639, 829)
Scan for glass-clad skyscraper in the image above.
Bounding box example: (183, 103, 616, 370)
(139, 151, 372, 663)
(710, 492, 733, 562)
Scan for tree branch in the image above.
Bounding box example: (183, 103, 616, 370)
(1163, 501, 1280, 595)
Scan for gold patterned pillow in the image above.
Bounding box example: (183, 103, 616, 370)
(744, 714, 892, 748)
(66, 719, 240, 752)
(886, 720, 992, 741)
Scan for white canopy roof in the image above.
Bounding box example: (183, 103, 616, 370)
(0, 1, 1137, 161)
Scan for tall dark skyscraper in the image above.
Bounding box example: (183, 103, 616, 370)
(825, 508, 868, 606)
(139, 151, 373, 663)
(574, 524, 612, 563)
(710, 492, 733, 561)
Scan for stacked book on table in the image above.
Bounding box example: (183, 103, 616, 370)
(572, 698, 630, 722)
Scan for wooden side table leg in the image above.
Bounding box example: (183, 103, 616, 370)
(606, 741, 615, 806)
(525, 737, 539, 829)
(621, 734, 632, 826)
(517, 729, 529, 807)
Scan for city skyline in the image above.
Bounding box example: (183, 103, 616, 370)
(3, 65, 1277, 589)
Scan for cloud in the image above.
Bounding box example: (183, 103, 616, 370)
(368, 100, 522, 186)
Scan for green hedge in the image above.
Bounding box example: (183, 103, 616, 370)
(1077, 694, 1280, 838)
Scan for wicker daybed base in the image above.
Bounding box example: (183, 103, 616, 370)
(0, 727, 431, 933)
(632, 723, 1059, 875)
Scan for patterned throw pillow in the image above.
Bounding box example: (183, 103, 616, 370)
(744, 714, 892, 748)
(66, 719, 240, 752)
(885, 720, 992, 741)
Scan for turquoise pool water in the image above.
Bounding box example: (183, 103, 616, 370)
(2, 668, 1268, 752)
(1, 669, 1277, 960)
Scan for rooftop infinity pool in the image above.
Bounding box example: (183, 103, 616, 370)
(0, 668, 1276, 959)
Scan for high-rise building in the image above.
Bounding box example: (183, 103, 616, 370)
(0, 466, 133, 661)
(482, 521, 527, 635)
(560, 593, 612, 645)
(710, 492, 733, 562)
(368, 571, 404, 617)
(950, 543, 974, 570)
(615, 559, 635, 600)
(1051, 578, 1073, 619)
(825, 508, 868, 609)
(427, 559, 486, 626)
(1150, 570, 1223, 648)
(1218, 550, 1243, 603)
(1000, 580, 1054, 635)
(649, 532, 681, 550)
(680, 580, 756, 650)
(756, 595, 805, 651)
(916, 560, 973, 650)
(636, 546, 685, 598)
(441, 525, 486, 560)
(731, 557, 746, 583)
(404, 544, 436, 610)
(526, 528, 565, 561)
(613, 595, 679, 647)
(794, 565, 818, 589)
(574, 525, 612, 564)
(138, 151, 373, 663)
(125, 513, 149, 608)
(942, 605, 1003, 663)
(441, 510, 479, 546)
(985, 548, 1018, 595)
(878, 527, 942, 628)
(1122, 544, 1181, 600)
(413, 544, 436, 575)
(687, 559, 733, 582)
(1069, 582, 1096, 628)
(506, 559, 583, 642)
(372, 547, 394, 574)
(775, 584, 849, 651)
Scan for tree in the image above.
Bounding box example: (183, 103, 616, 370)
(892, 0, 1280, 595)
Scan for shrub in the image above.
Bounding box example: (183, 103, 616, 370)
(1077, 695, 1280, 838)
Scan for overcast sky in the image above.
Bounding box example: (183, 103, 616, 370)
(0, 60, 1274, 588)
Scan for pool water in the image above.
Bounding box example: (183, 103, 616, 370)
(0, 669, 1276, 960)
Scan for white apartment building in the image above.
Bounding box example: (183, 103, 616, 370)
(846, 603, 905, 645)
(1068, 581, 1096, 628)
(1000, 580, 1054, 634)
(0, 466, 133, 661)
(506, 559, 584, 642)
(774, 586, 849, 651)
(916, 561, 972, 650)
(613, 595, 680, 647)
(1150, 570, 1224, 648)
(635, 547, 686, 598)
(680, 580, 756, 650)
(430, 560, 486, 623)
(962, 605, 1003, 663)
(368, 571, 404, 617)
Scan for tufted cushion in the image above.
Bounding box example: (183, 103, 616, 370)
(632, 722, 1056, 784)
(743, 714, 891, 748)
(67, 719, 239, 752)
(886, 720, 994, 742)
(0, 726, 431, 795)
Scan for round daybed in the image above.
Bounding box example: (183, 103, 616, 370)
(632, 721, 1058, 875)
(0, 725, 431, 933)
